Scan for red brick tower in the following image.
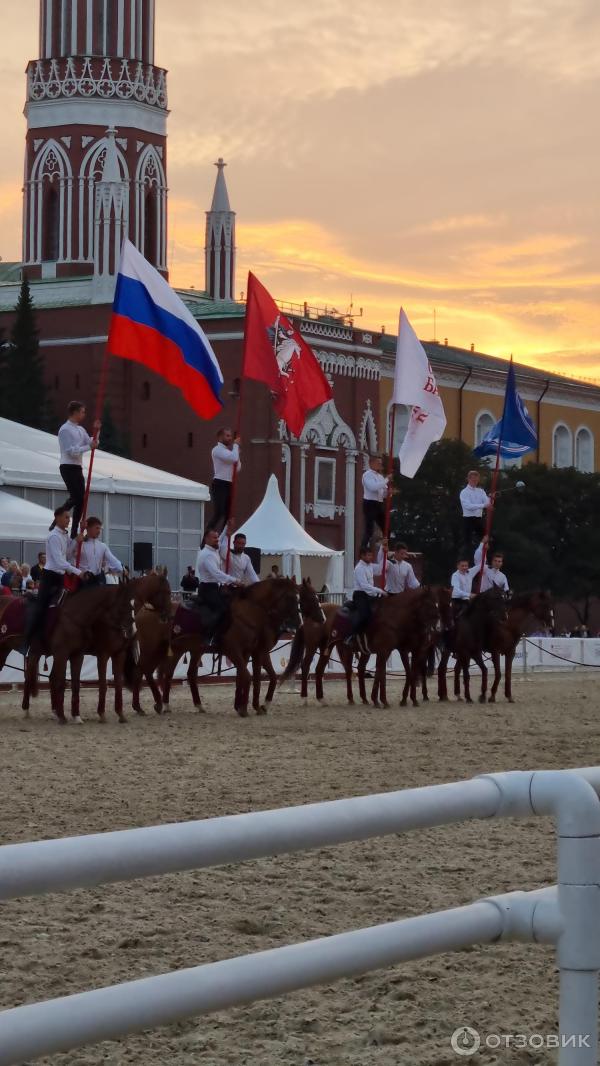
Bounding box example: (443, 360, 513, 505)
(24, 0, 168, 285)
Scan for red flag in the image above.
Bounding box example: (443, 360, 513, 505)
(242, 272, 332, 436)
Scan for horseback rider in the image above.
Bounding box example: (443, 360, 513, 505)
(347, 541, 388, 649)
(377, 541, 420, 594)
(25, 505, 83, 647)
(450, 555, 480, 624)
(218, 520, 259, 585)
(67, 517, 123, 586)
(473, 537, 510, 593)
(195, 529, 239, 648)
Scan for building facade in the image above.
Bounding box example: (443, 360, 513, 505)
(0, 0, 599, 587)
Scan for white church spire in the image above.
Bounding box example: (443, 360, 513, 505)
(205, 158, 236, 302)
(92, 128, 128, 302)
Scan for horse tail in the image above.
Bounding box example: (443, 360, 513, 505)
(279, 627, 305, 684)
(123, 643, 138, 691)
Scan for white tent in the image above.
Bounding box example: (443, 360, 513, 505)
(0, 491, 54, 540)
(236, 475, 344, 591)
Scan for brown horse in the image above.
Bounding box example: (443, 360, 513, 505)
(486, 590, 554, 703)
(130, 601, 174, 716)
(159, 578, 301, 717)
(279, 579, 339, 706)
(437, 588, 508, 704)
(23, 575, 171, 724)
(397, 587, 452, 707)
(354, 588, 441, 708)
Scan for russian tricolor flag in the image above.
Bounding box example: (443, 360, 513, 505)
(108, 240, 224, 419)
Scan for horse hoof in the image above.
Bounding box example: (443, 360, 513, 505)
(118, 716, 128, 724)
(382, 701, 390, 709)
(362, 698, 370, 706)
(507, 697, 515, 704)
(479, 696, 487, 704)
(135, 708, 146, 717)
(466, 698, 473, 705)
(423, 695, 429, 703)
(316, 698, 328, 707)
(372, 700, 380, 708)
(257, 705, 268, 716)
(236, 708, 249, 718)
(400, 699, 407, 707)
(411, 701, 419, 708)
(56, 717, 67, 726)
(154, 704, 162, 715)
(72, 715, 84, 725)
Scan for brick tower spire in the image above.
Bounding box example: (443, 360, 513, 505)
(205, 158, 236, 301)
(24, 0, 168, 285)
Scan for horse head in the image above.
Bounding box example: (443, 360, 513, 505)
(415, 587, 442, 639)
(299, 578, 326, 624)
(250, 576, 301, 632)
(131, 574, 172, 622)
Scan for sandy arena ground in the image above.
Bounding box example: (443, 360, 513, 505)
(0, 672, 599, 1066)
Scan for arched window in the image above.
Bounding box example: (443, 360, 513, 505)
(42, 187, 59, 261)
(387, 402, 410, 453)
(575, 427, 594, 473)
(553, 424, 573, 468)
(144, 189, 157, 266)
(475, 410, 495, 448)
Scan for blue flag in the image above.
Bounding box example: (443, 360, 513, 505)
(473, 360, 537, 460)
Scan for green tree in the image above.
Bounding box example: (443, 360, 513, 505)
(99, 401, 130, 458)
(0, 278, 51, 429)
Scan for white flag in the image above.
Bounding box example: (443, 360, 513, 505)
(392, 308, 446, 478)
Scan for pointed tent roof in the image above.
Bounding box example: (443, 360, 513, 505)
(210, 158, 232, 213)
(236, 475, 340, 557)
(0, 491, 54, 540)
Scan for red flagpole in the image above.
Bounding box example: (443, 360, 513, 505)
(478, 358, 511, 583)
(224, 382, 245, 575)
(381, 404, 396, 587)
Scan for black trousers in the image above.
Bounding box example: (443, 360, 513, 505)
(352, 590, 374, 633)
(26, 569, 64, 642)
(362, 500, 386, 549)
(462, 516, 485, 557)
(209, 479, 232, 533)
(60, 464, 86, 539)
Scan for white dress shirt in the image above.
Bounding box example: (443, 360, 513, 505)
(211, 443, 241, 482)
(68, 538, 123, 576)
(459, 484, 491, 517)
(473, 543, 510, 593)
(353, 558, 386, 597)
(377, 548, 420, 593)
(58, 421, 93, 466)
(195, 544, 237, 585)
(362, 469, 388, 502)
(45, 527, 82, 577)
(450, 567, 480, 600)
(218, 531, 259, 584)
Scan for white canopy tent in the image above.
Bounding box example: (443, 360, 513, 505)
(0, 492, 54, 540)
(236, 475, 344, 591)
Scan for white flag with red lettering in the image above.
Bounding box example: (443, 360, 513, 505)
(392, 308, 446, 478)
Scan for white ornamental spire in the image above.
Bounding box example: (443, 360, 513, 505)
(205, 158, 236, 301)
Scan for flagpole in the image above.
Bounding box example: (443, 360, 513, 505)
(382, 404, 396, 587)
(224, 379, 246, 575)
(478, 357, 512, 583)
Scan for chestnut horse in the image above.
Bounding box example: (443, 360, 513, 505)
(22, 575, 171, 723)
(278, 579, 339, 706)
(159, 578, 300, 717)
(486, 590, 554, 703)
(437, 587, 508, 704)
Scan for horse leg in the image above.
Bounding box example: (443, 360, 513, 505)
(454, 659, 463, 700)
(357, 653, 370, 706)
(343, 646, 355, 705)
(187, 652, 204, 711)
(379, 653, 390, 709)
(505, 650, 515, 703)
(408, 652, 420, 708)
(251, 657, 262, 714)
(113, 655, 127, 723)
(147, 671, 163, 714)
(70, 654, 84, 723)
(462, 659, 473, 704)
(314, 648, 331, 706)
(489, 651, 501, 703)
(260, 655, 277, 713)
(437, 649, 450, 702)
(421, 658, 429, 702)
(49, 658, 68, 724)
(97, 656, 108, 721)
(474, 652, 488, 704)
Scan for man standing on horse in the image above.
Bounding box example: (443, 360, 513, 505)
(377, 541, 420, 594)
(195, 529, 239, 648)
(68, 517, 123, 586)
(474, 538, 510, 593)
(209, 428, 241, 533)
(219, 519, 259, 585)
(459, 471, 492, 557)
(348, 542, 388, 650)
(361, 456, 391, 549)
(26, 505, 83, 646)
(58, 401, 101, 538)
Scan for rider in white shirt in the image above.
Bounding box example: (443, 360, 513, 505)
(376, 542, 420, 594)
(195, 529, 238, 647)
(218, 522, 259, 585)
(349, 542, 387, 647)
(361, 455, 390, 549)
(67, 517, 123, 585)
(209, 428, 241, 533)
(473, 540, 510, 593)
(459, 470, 492, 557)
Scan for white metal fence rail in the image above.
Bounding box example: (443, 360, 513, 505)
(1, 767, 600, 1065)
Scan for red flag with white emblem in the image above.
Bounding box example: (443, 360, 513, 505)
(242, 272, 332, 436)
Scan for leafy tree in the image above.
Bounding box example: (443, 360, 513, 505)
(99, 401, 130, 458)
(391, 441, 600, 608)
(0, 278, 52, 429)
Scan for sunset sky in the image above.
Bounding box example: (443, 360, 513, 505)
(2, 1, 599, 378)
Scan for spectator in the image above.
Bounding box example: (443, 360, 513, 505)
(269, 564, 280, 579)
(30, 552, 46, 583)
(1, 561, 21, 589)
(180, 566, 199, 593)
(20, 564, 34, 591)
(0, 556, 9, 580)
